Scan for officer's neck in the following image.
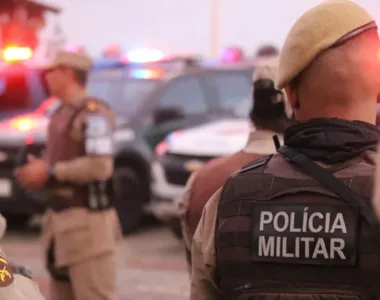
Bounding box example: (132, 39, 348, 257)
(61, 85, 87, 106)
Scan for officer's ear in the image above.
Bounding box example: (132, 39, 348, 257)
(284, 86, 298, 109)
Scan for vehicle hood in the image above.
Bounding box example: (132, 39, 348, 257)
(0, 113, 132, 147)
(0, 113, 50, 146)
(166, 118, 252, 157)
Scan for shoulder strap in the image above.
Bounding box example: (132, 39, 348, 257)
(234, 155, 273, 176)
(278, 146, 380, 246)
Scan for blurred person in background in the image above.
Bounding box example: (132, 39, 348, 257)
(178, 46, 295, 272)
(190, 1, 380, 299)
(253, 44, 280, 61)
(15, 50, 121, 300)
(0, 214, 45, 299)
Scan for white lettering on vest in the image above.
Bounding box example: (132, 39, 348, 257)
(259, 211, 272, 231)
(257, 236, 347, 260)
(253, 204, 357, 264)
(258, 209, 347, 233)
(330, 213, 347, 233)
(258, 236, 274, 256)
(273, 212, 289, 232)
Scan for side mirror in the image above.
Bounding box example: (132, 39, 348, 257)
(153, 107, 184, 125)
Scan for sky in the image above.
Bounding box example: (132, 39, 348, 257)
(39, 0, 380, 58)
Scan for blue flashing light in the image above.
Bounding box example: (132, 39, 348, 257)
(130, 69, 162, 79)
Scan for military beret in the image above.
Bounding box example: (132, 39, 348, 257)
(276, 0, 377, 90)
(45, 50, 93, 72)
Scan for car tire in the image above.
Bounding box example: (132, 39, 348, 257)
(113, 167, 144, 235)
(3, 214, 31, 229)
(167, 218, 183, 240)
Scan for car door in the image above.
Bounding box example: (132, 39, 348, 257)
(143, 74, 211, 149)
(208, 70, 253, 118)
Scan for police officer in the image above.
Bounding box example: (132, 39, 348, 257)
(0, 214, 45, 300)
(178, 50, 294, 271)
(190, 1, 380, 299)
(15, 50, 121, 300)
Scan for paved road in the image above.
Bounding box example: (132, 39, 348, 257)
(1, 225, 190, 299)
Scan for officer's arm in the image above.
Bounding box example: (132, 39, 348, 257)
(190, 189, 223, 300)
(53, 105, 115, 184)
(178, 172, 198, 255)
(12, 274, 46, 300)
(0, 250, 45, 300)
(54, 157, 113, 184)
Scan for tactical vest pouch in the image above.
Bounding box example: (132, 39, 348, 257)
(234, 288, 368, 300)
(87, 181, 114, 211)
(47, 241, 70, 282)
(47, 184, 86, 212)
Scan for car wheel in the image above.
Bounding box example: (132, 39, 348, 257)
(167, 218, 183, 240)
(113, 167, 144, 234)
(3, 214, 31, 229)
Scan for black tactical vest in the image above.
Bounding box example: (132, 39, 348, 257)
(216, 150, 380, 300)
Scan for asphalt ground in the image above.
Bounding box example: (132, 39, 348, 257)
(2, 222, 190, 299)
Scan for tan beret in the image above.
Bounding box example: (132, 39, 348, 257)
(45, 50, 93, 72)
(276, 0, 376, 89)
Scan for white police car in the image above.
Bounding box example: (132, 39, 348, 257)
(149, 118, 252, 232)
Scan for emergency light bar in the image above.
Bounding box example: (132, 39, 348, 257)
(104, 44, 121, 57)
(220, 46, 245, 63)
(2, 46, 33, 62)
(125, 48, 164, 63)
(118, 48, 201, 70)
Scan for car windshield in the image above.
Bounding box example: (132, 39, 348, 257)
(87, 77, 159, 116)
(232, 96, 251, 118)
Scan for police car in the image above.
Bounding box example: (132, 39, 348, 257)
(3, 47, 254, 233)
(151, 105, 380, 237)
(150, 117, 252, 236)
(0, 97, 58, 227)
(0, 0, 61, 121)
(0, 61, 50, 120)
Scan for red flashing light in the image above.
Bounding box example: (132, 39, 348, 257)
(2, 46, 33, 62)
(104, 44, 121, 57)
(221, 47, 244, 63)
(2, 23, 38, 50)
(25, 136, 35, 145)
(171, 130, 184, 137)
(155, 140, 169, 156)
(10, 117, 37, 131)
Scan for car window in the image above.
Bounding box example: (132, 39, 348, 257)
(212, 71, 252, 117)
(87, 79, 111, 99)
(87, 78, 159, 116)
(157, 77, 208, 115)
